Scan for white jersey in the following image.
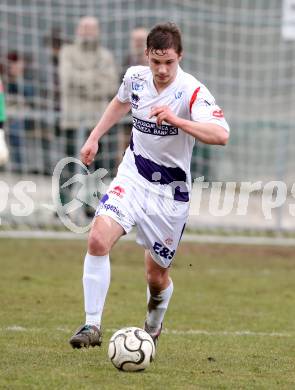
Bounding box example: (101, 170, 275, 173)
(117, 65, 229, 202)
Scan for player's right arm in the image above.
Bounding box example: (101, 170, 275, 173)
(80, 96, 130, 166)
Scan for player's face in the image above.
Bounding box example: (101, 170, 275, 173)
(146, 48, 182, 90)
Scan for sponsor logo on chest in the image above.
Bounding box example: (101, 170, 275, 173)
(133, 117, 178, 136)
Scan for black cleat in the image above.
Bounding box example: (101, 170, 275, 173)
(144, 322, 162, 348)
(69, 324, 102, 349)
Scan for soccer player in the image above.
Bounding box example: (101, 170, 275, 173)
(69, 22, 229, 349)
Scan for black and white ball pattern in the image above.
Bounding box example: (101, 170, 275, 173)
(108, 327, 156, 371)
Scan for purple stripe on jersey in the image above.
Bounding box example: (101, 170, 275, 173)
(129, 133, 189, 202)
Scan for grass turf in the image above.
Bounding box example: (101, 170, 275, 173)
(1, 238, 295, 389)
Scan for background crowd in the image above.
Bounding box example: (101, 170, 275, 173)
(0, 17, 148, 179)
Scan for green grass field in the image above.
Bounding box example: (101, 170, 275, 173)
(1, 238, 295, 389)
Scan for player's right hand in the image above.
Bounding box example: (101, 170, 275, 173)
(80, 138, 99, 166)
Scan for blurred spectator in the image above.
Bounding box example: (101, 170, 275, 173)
(59, 16, 118, 214)
(43, 27, 68, 135)
(34, 27, 71, 176)
(122, 27, 148, 73)
(0, 51, 35, 172)
(59, 17, 118, 130)
(0, 75, 9, 167)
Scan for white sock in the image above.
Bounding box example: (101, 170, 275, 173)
(82, 252, 110, 328)
(146, 279, 174, 330)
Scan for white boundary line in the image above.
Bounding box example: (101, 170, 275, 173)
(1, 230, 295, 246)
(1, 326, 292, 338)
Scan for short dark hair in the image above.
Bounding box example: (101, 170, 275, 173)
(147, 22, 183, 55)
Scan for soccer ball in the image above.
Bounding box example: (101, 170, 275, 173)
(108, 327, 156, 371)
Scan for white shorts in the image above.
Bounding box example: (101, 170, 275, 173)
(95, 173, 189, 268)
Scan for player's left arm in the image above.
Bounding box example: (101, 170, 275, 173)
(149, 105, 229, 145)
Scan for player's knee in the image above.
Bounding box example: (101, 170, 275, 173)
(88, 232, 110, 256)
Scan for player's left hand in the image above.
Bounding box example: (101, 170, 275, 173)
(149, 106, 180, 127)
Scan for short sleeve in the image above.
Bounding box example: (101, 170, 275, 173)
(190, 85, 230, 132)
(117, 67, 132, 103)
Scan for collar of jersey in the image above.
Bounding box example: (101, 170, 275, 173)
(148, 65, 182, 97)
